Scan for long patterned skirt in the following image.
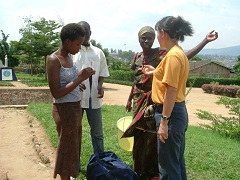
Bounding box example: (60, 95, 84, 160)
(133, 128, 158, 179)
(52, 101, 82, 178)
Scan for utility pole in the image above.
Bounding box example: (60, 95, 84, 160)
(124, 44, 126, 51)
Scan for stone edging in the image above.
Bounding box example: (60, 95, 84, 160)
(0, 105, 51, 166)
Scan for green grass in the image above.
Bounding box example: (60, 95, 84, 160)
(186, 126, 240, 179)
(27, 103, 133, 179)
(104, 78, 132, 86)
(27, 103, 240, 180)
(0, 81, 14, 86)
(12, 72, 133, 87)
(15, 72, 49, 86)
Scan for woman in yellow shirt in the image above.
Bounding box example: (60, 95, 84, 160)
(142, 16, 202, 180)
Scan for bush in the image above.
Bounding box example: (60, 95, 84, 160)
(108, 70, 134, 82)
(202, 84, 240, 98)
(223, 86, 239, 97)
(201, 84, 215, 93)
(187, 77, 240, 88)
(14, 66, 25, 72)
(197, 96, 240, 139)
(212, 85, 225, 95)
(237, 89, 240, 98)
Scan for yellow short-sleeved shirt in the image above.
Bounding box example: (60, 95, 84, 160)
(152, 45, 189, 104)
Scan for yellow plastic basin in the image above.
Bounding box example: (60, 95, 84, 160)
(117, 116, 134, 152)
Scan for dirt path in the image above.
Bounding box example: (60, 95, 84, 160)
(0, 108, 59, 180)
(0, 82, 230, 180)
(103, 83, 230, 126)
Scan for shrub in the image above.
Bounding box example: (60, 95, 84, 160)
(197, 96, 240, 139)
(212, 85, 225, 95)
(203, 84, 240, 98)
(14, 66, 25, 72)
(187, 77, 240, 88)
(236, 89, 240, 98)
(210, 81, 219, 85)
(201, 84, 215, 93)
(108, 70, 134, 82)
(223, 86, 239, 98)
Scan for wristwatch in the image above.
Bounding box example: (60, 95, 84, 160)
(161, 115, 170, 121)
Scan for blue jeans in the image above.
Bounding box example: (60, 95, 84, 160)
(82, 107, 104, 153)
(154, 101, 188, 180)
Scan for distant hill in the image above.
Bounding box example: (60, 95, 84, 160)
(198, 45, 240, 56)
(184, 45, 240, 68)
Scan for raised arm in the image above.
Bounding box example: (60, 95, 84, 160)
(185, 30, 218, 59)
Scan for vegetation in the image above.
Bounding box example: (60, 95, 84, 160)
(185, 125, 239, 179)
(233, 56, 240, 77)
(5, 71, 240, 88)
(0, 30, 19, 67)
(14, 72, 48, 86)
(201, 84, 240, 98)
(1, 14, 240, 179)
(187, 77, 240, 87)
(107, 69, 134, 82)
(27, 103, 240, 180)
(197, 96, 240, 138)
(189, 56, 202, 61)
(0, 81, 13, 86)
(11, 16, 62, 78)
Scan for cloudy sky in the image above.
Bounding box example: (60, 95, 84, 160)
(0, 0, 239, 52)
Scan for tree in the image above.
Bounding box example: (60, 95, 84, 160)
(233, 56, 240, 77)
(14, 16, 61, 77)
(30, 17, 62, 79)
(110, 58, 125, 70)
(0, 30, 9, 65)
(189, 56, 202, 61)
(0, 30, 20, 67)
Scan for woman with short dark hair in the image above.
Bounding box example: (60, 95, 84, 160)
(142, 15, 198, 180)
(47, 23, 95, 180)
(124, 21, 218, 179)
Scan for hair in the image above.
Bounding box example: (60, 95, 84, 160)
(78, 21, 91, 31)
(60, 23, 85, 42)
(155, 16, 193, 42)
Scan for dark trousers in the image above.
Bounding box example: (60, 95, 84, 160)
(154, 101, 188, 180)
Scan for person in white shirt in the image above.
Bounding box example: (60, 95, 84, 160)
(73, 21, 110, 154)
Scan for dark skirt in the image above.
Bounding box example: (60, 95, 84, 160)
(52, 101, 82, 178)
(133, 129, 158, 179)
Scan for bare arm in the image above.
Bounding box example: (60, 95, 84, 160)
(158, 85, 177, 143)
(126, 83, 134, 112)
(97, 76, 105, 98)
(47, 55, 94, 99)
(186, 30, 218, 59)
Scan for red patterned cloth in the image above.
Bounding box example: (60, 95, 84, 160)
(123, 48, 166, 179)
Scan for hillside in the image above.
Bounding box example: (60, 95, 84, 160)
(190, 45, 240, 68)
(111, 45, 239, 69)
(198, 45, 240, 56)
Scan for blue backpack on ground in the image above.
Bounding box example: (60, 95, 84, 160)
(86, 151, 138, 180)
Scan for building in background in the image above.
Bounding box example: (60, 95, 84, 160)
(189, 61, 233, 78)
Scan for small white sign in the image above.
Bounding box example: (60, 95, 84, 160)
(2, 69, 13, 80)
